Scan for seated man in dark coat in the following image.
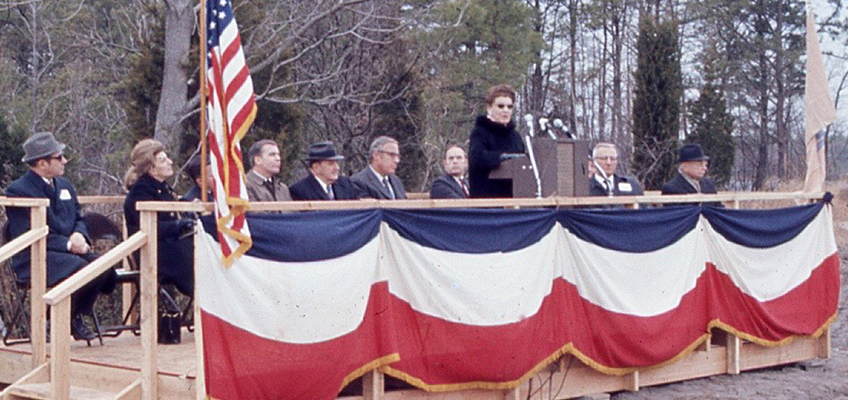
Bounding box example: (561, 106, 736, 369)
(290, 141, 360, 201)
(5, 132, 116, 341)
(661, 143, 722, 207)
(180, 154, 213, 202)
(430, 144, 469, 199)
(588, 142, 643, 199)
(351, 136, 407, 199)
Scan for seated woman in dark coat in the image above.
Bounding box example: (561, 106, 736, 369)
(468, 84, 526, 198)
(122, 139, 194, 297)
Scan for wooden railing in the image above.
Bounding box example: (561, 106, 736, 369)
(1, 190, 832, 400)
(0, 198, 49, 370)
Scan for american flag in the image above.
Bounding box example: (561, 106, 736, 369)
(205, 0, 254, 265)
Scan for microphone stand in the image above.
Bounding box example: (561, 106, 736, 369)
(589, 156, 614, 198)
(524, 115, 543, 199)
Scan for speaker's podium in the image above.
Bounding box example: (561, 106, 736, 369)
(489, 137, 591, 198)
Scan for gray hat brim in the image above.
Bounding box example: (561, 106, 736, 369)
(22, 143, 66, 163)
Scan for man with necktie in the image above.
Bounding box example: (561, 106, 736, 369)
(5, 132, 116, 341)
(351, 136, 407, 200)
(289, 141, 360, 201)
(244, 139, 292, 203)
(587, 142, 644, 199)
(430, 144, 470, 199)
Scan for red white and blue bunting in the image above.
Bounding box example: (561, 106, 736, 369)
(197, 203, 839, 400)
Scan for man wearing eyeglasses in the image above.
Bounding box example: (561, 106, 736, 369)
(588, 142, 643, 197)
(4, 132, 116, 342)
(351, 136, 407, 200)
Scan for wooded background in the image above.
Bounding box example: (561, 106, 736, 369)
(0, 0, 845, 195)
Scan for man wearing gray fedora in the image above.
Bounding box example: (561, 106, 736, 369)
(289, 141, 360, 201)
(661, 143, 722, 207)
(4, 132, 116, 341)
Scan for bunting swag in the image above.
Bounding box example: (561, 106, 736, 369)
(197, 203, 839, 400)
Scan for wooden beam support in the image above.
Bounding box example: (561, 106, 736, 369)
(726, 334, 741, 374)
(362, 370, 384, 400)
(50, 298, 71, 400)
(624, 371, 639, 392)
(30, 205, 47, 368)
(140, 210, 159, 400)
(817, 326, 831, 359)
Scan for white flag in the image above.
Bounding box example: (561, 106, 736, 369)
(803, 4, 837, 193)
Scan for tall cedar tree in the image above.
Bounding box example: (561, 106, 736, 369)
(688, 72, 734, 188)
(631, 16, 681, 190)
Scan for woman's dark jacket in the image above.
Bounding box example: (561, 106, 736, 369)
(468, 115, 525, 198)
(123, 173, 194, 296)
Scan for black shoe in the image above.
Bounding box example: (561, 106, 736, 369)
(71, 315, 96, 341)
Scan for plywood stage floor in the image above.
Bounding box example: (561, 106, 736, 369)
(0, 329, 198, 399)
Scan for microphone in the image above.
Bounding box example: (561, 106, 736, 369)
(552, 119, 573, 139)
(540, 117, 557, 140)
(524, 114, 535, 137)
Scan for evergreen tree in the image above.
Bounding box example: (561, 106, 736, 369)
(631, 15, 681, 190)
(0, 111, 27, 186)
(687, 55, 735, 188)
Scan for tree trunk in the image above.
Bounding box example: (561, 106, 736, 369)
(154, 0, 194, 150)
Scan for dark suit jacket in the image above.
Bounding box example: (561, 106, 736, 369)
(661, 172, 722, 207)
(429, 173, 467, 199)
(588, 174, 644, 197)
(5, 170, 92, 285)
(289, 174, 361, 201)
(350, 167, 407, 200)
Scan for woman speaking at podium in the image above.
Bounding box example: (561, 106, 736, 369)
(468, 84, 525, 198)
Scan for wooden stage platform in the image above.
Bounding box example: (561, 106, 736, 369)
(0, 331, 198, 400)
(0, 326, 830, 400)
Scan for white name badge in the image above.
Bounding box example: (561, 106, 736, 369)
(617, 182, 633, 193)
(59, 189, 72, 200)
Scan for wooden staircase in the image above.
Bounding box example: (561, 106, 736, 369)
(0, 362, 144, 400)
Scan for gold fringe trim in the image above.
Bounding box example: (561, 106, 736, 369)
(338, 353, 402, 391)
(377, 313, 837, 392)
(205, 311, 838, 395)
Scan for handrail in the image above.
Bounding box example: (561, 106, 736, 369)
(43, 231, 148, 306)
(0, 226, 48, 264)
(0, 197, 51, 207)
(134, 191, 827, 213)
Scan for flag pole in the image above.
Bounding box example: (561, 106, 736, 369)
(200, 0, 209, 203)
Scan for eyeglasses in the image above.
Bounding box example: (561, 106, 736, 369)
(47, 154, 65, 161)
(379, 150, 400, 159)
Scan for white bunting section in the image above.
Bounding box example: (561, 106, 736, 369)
(704, 207, 836, 300)
(197, 211, 836, 344)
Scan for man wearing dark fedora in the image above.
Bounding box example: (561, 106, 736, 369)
(5, 132, 116, 341)
(661, 143, 722, 207)
(289, 141, 360, 201)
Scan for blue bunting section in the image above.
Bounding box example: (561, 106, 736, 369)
(198, 202, 839, 400)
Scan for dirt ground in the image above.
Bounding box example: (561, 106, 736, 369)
(613, 186, 848, 400)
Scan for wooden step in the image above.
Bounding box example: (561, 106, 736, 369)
(5, 382, 114, 400)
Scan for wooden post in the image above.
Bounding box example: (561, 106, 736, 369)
(817, 326, 831, 359)
(199, 0, 208, 203)
(726, 334, 741, 374)
(50, 298, 71, 400)
(30, 205, 47, 368)
(121, 219, 136, 325)
(503, 387, 522, 400)
(194, 230, 206, 400)
(140, 209, 159, 400)
(362, 370, 384, 400)
(624, 371, 639, 392)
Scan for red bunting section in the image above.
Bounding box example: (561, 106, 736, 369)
(202, 253, 839, 400)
